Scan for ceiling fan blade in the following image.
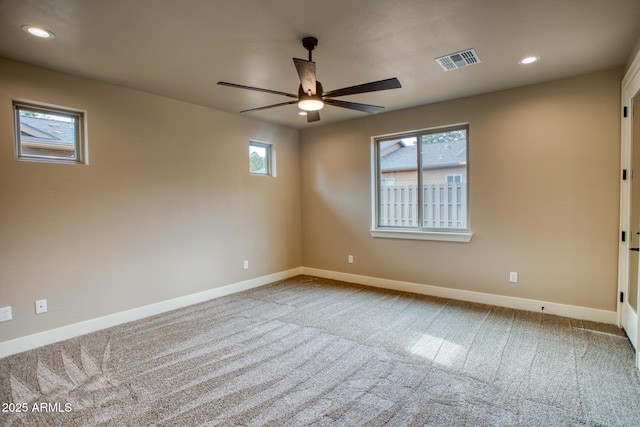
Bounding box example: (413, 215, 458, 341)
(240, 100, 298, 113)
(293, 58, 317, 95)
(323, 77, 401, 98)
(306, 111, 320, 122)
(217, 81, 297, 99)
(324, 99, 385, 114)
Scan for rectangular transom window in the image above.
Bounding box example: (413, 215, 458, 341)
(372, 124, 471, 242)
(13, 101, 86, 164)
(249, 141, 272, 175)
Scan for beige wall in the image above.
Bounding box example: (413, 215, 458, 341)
(0, 57, 625, 345)
(300, 68, 622, 311)
(0, 58, 301, 342)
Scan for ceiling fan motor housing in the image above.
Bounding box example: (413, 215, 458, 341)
(298, 81, 324, 111)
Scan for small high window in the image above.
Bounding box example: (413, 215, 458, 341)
(13, 101, 86, 164)
(249, 141, 272, 175)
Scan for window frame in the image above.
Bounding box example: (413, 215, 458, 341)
(249, 140, 274, 176)
(13, 100, 87, 165)
(371, 124, 472, 243)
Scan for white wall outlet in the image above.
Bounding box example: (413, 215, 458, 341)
(243, 260, 249, 270)
(509, 272, 518, 283)
(348, 255, 354, 264)
(35, 299, 47, 314)
(0, 306, 12, 322)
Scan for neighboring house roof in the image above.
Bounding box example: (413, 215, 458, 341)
(19, 115, 75, 148)
(380, 138, 466, 172)
(379, 139, 407, 155)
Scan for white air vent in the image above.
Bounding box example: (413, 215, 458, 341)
(435, 48, 481, 71)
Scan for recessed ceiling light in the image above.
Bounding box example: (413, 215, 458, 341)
(22, 25, 55, 39)
(519, 56, 540, 65)
(298, 111, 307, 116)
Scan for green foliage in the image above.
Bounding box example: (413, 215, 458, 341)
(250, 151, 266, 173)
(422, 130, 466, 144)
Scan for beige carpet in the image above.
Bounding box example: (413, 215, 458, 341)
(1, 275, 639, 426)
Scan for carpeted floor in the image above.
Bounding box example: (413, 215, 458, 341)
(1, 275, 639, 426)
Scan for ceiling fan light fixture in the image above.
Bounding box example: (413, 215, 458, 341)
(298, 98, 324, 111)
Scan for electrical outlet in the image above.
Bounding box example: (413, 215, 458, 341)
(35, 299, 47, 314)
(509, 272, 518, 283)
(243, 260, 249, 270)
(348, 255, 354, 264)
(0, 306, 12, 322)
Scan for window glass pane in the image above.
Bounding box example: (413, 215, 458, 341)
(249, 142, 270, 175)
(378, 136, 418, 227)
(374, 125, 469, 234)
(14, 102, 83, 163)
(420, 129, 467, 229)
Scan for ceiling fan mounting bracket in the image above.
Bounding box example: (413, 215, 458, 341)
(302, 36, 318, 61)
(302, 37, 318, 52)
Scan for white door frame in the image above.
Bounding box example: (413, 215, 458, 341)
(618, 49, 640, 369)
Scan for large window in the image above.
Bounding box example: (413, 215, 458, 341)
(13, 101, 86, 164)
(372, 124, 471, 242)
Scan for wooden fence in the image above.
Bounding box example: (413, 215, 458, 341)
(379, 183, 467, 229)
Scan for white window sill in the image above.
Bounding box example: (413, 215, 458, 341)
(370, 229, 473, 243)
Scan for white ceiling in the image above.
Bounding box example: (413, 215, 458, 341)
(1, 0, 640, 129)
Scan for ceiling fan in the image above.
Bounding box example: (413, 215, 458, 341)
(217, 36, 402, 123)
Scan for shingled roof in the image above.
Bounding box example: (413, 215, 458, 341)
(19, 115, 76, 148)
(380, 138, 466, 172)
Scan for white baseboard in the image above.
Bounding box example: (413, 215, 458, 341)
(1, 266, 618, 359)
(0, 267, 302, 359)
(301, 267, 618, 325)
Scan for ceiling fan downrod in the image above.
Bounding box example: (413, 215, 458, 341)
(302, 36, 318, 62)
